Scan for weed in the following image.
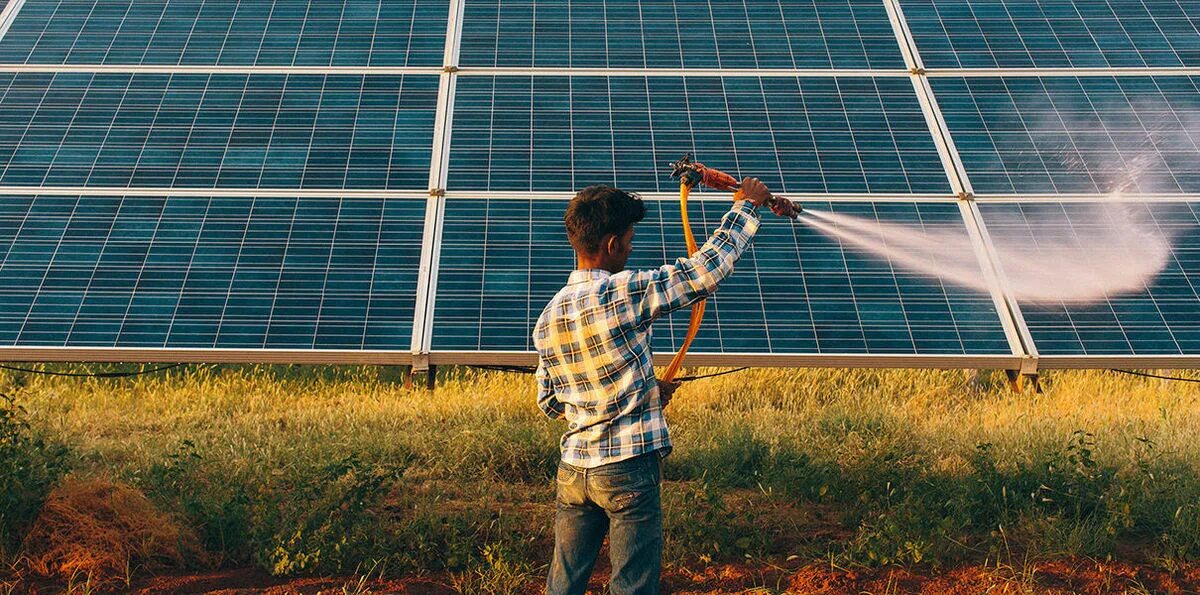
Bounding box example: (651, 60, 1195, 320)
(0, 393, 71, 558)
(451, 542, 536, 595)
(261, 454, 405, 576)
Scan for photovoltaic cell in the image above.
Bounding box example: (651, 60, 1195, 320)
(900, 0, 1200, 68)
(0, 195, 424, 349)
(431, 198, 1011, 355)
(448, 76, 951, 194)
(459, 0, 905, 69)
(0, 0, 448, 66)
(980, 201, 1200, 355)
(0, 72, 439, 189)
(933, 76, 1200, 195)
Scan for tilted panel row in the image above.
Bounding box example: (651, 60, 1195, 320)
(431, 197, 1014, 360)
(977, 200, 1200, 358)
(447, 76, 951, 194)
(899, 0, 1200, 69)
(932, 75, 1200, 195)
(0, 0, 448, 67)
(0, 195, 425, 352)
(459, 0, 906, 70)
(0, 72, 439, 190)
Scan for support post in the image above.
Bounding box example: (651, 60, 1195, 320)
(408, 365, 436, 390)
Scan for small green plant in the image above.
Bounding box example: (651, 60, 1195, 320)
(664, 481, 767, 563)
(0, 392, 70, 557)
(261, 454, 404, 576)
(451, 542, 535, 595)
(140, 440, 253, 566)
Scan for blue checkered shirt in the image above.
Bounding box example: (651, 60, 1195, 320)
(533, 200, 761, 468)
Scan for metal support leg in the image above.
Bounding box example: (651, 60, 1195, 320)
(409, 365, 436, 390)
(1005, 369, 1021, 392)
(1004, 370, 1043, 394)
(1026, 373, 1043, 395)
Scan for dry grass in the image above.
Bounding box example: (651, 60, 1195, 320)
(19, 475, 203, 588)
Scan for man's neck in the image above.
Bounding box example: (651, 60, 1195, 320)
(576, 258, 620, 274)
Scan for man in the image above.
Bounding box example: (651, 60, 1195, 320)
(533, 178, 795, 594)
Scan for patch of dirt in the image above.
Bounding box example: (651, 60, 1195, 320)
(23, 558, 1171, 594)
(129, 568, 457, 594)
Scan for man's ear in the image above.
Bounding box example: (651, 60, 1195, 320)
(604, 234, 621, 255)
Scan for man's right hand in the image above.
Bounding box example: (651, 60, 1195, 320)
(736, 177, 771, 207)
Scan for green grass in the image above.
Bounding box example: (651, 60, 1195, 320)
(2, 364, 1200, 584)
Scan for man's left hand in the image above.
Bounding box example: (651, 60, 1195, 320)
(657, 379, 679, 407)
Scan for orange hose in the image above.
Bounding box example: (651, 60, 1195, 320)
(661, 183, 706, 384)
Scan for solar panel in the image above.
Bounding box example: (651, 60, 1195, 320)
(0, 195, 424, 350)
(0, 0, 447, 66)
(447, 76, 951, 194)
(0, 72, 439, 189)
(459, 0, 906, 70)
(933, 76, 1200, 195)
(900, 0, 1200, 68)
(979, 201, 1200, 356)
(431, 198, 1012, 355)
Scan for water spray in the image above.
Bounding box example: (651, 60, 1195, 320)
(797, 203, 1174, 305)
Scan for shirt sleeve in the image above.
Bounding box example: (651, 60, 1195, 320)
(535, 359, 565, 419)
(620, 200, 761, 328)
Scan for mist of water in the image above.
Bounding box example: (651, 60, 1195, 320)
(798, 203, 1175, 304)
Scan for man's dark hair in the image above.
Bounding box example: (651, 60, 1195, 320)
(564, 185, 646, 254)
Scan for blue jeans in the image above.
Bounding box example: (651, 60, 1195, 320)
(547, 452, 663, 595)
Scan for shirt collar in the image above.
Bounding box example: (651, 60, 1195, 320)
(567, 268, 612, 285)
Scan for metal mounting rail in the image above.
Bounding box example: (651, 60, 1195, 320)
(410, 0, 466, 374)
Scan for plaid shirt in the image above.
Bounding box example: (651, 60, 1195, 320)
(533, 200, 761, 468)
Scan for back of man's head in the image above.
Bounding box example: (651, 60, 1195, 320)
(564, 186, 646, 254)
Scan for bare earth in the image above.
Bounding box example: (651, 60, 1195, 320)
(75, 559, 1199, 594)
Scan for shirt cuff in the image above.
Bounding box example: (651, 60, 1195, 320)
(731, 199, 759, 219)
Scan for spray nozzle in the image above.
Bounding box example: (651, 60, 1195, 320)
(667, 153, 801, 219)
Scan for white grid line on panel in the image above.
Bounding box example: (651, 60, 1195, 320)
(0, 64, 445, 75)
(925, 68, 1200, 77)
(974, 193, 1200, 203)
(0, 346, 414, 364)
(1038, 356, 1200, 370)
(2, 65, 1200, 77)
(0, 187, 431, 199)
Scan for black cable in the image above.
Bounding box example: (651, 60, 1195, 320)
(1109, 368, 1200, 384)
(673, 366, 751, 383)
(467, 364, 752, 384)
(469, 364, 538, 375)
(0, 362, 188, 378)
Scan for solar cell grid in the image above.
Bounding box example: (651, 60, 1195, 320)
(0, 0, 448, 66)
(0, 195, 424, 349)
(933, 76, 1200, 195)
(980, 201, 1200, 356)
(447, 76, 951, 195)
(459, 0, 906, 70)
(430, 198, 1011, 356)
(0, 72, 439, 190)
(901, 0, 1200, 69)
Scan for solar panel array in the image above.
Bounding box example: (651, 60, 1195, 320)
(0, 0, 1197, 371)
